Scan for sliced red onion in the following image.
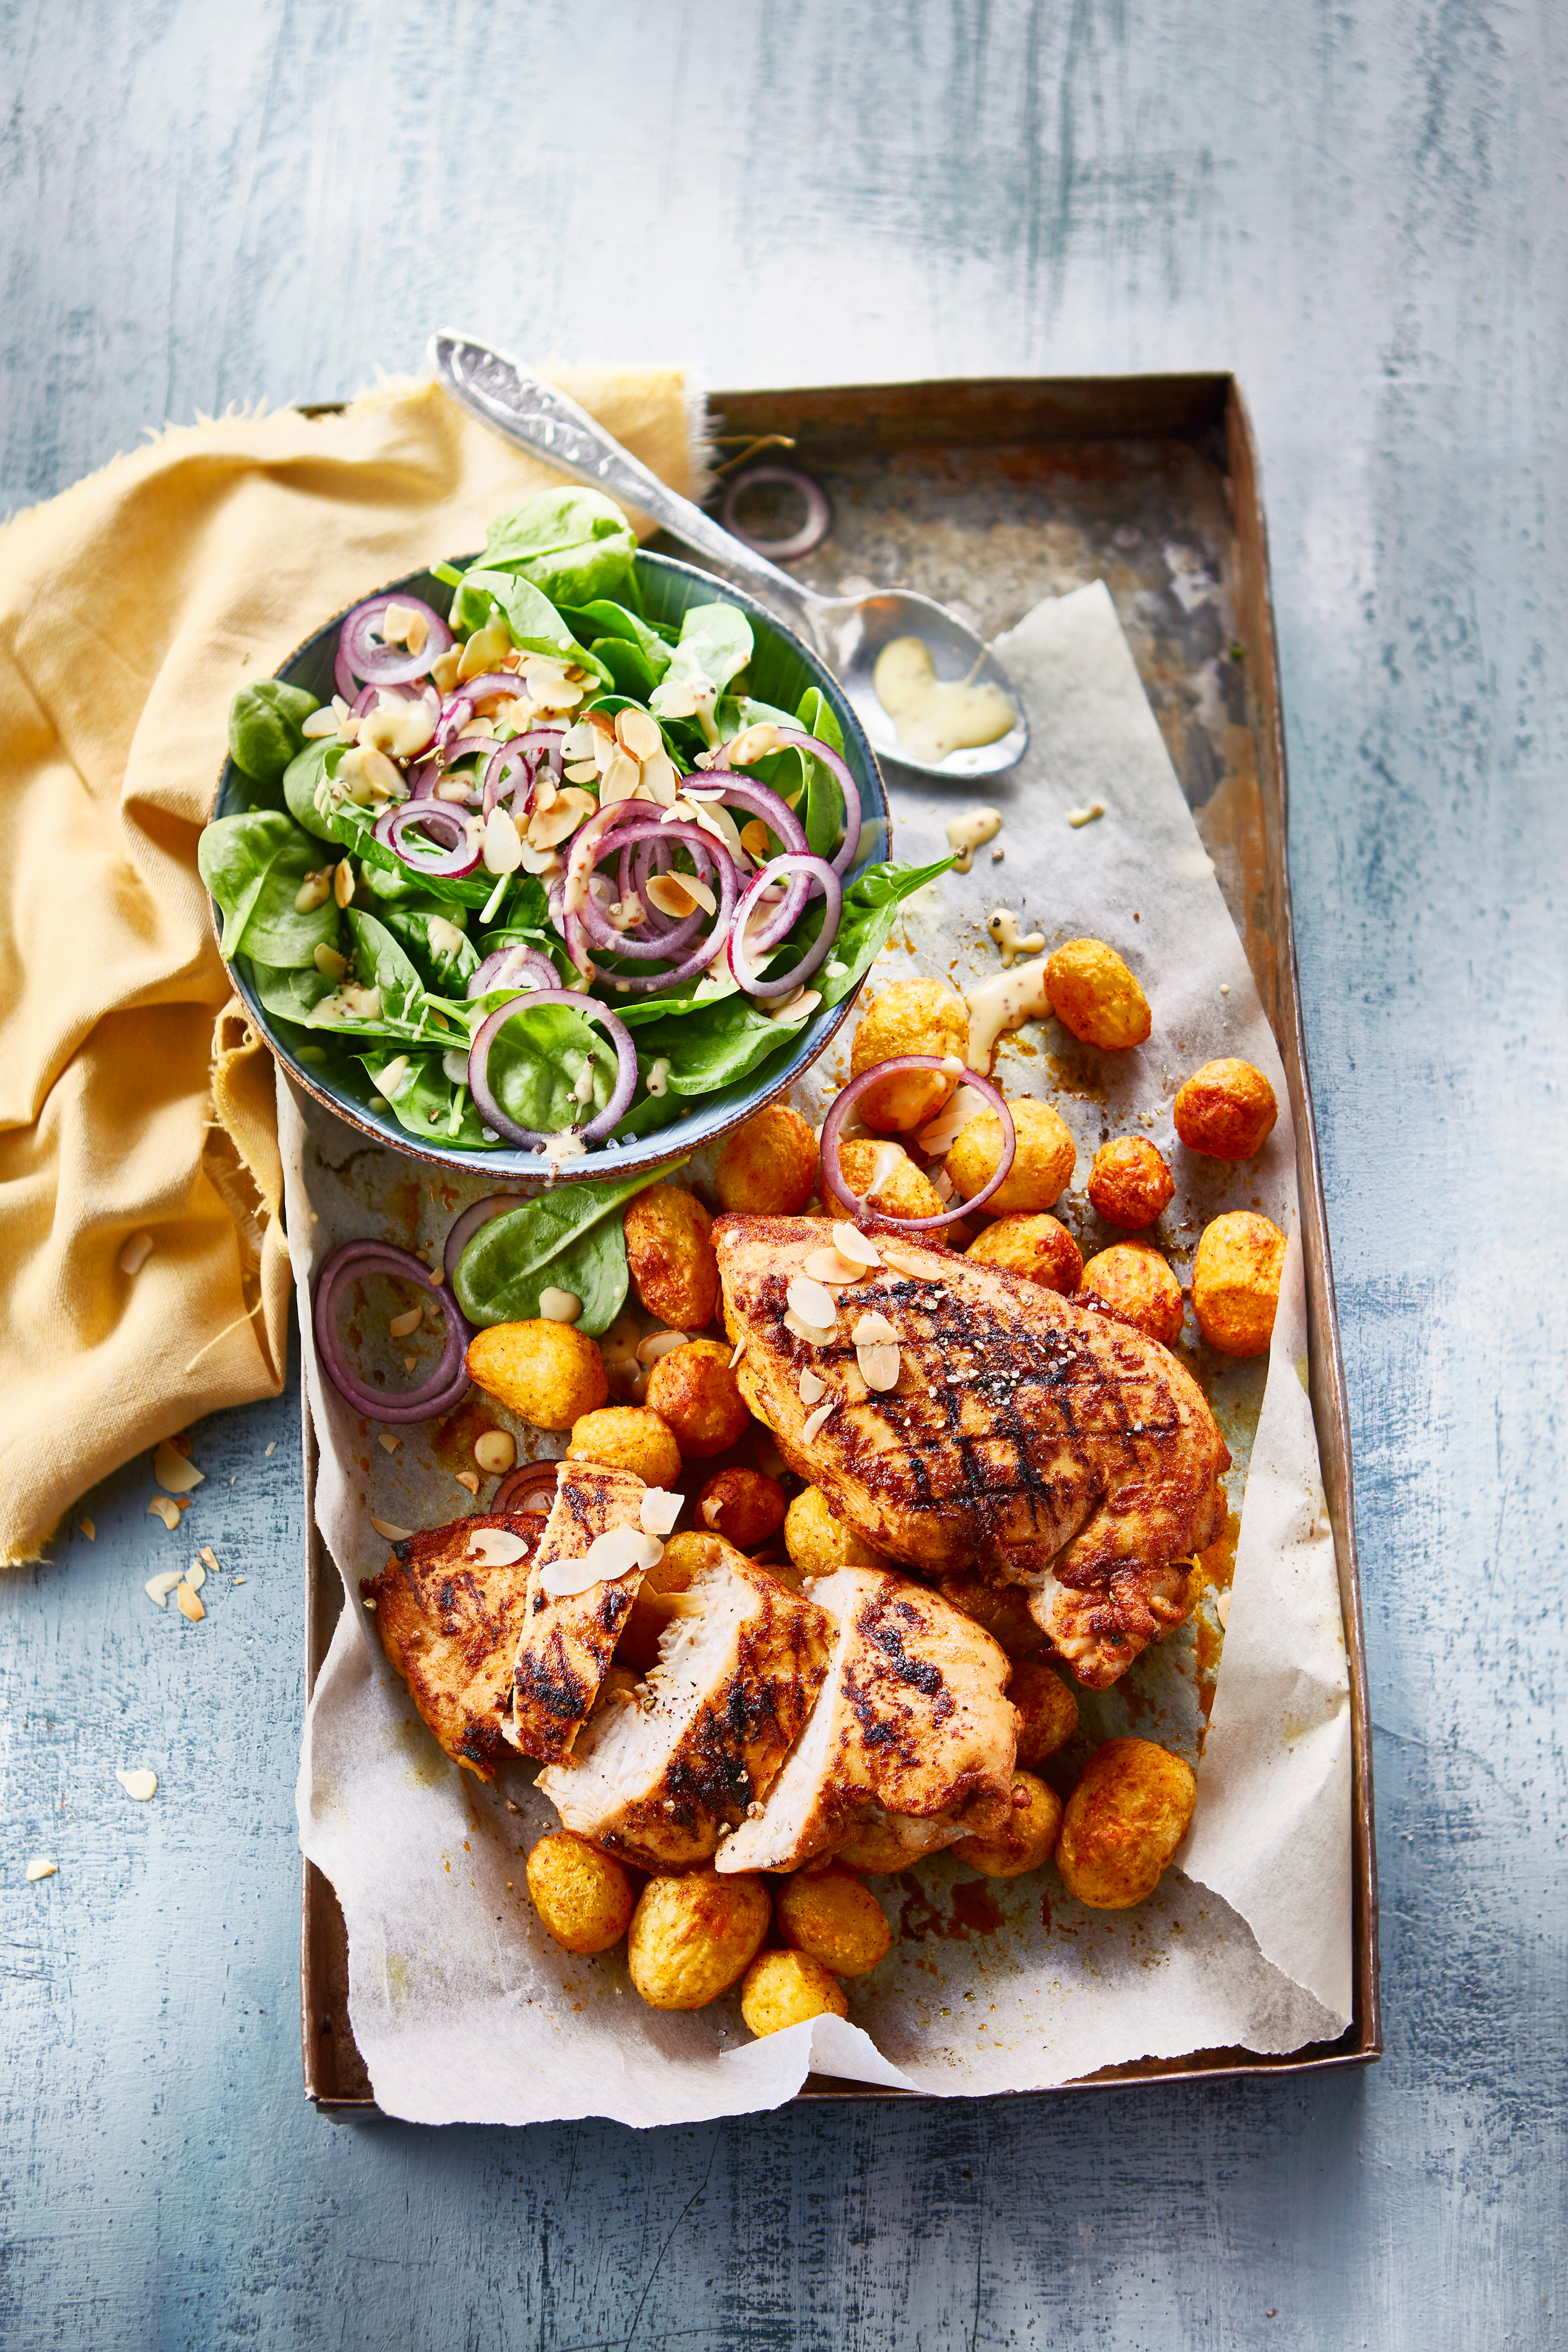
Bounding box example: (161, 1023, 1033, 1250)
(719, 463, 832, 561)
(340, 594, 452, 686)
(819, 1058, 1017, 1229)
(374, 799, 482, 877)
(559, 802, 648, 978)
(730, 854, 840, 999)
(312, 1239, 471, 1423)
(352, 680, 438, 719)
(468, 990, 638, 1148)
(492, 1460, 562, 1515)
(685, 772, 807, 853)
(578, 822, 724, 958)
(768, 731, 863, 873)
(482, 728, 566, 819)
(443, 1191, 525, 1280)
(467, 943, 558, 999)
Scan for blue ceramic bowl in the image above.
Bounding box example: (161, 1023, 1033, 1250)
(209, 551, 889, 1179)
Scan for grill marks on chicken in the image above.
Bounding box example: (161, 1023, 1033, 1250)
(362, 1514, 541, 1781)
(717, 1568, 1016, 1874)
(538, 1539, 832, 1871)
(506, 1462, 650, 1765)
(713, 1215, 1230, 1689)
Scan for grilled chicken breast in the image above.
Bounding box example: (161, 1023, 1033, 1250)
(716, 1567, 1017, 1874)
(362, 1512, 541, 1781)
(538, 1537, 832, 1871)
(506, 1462, 650, 1765)
(715, 1215, 1230, 1689)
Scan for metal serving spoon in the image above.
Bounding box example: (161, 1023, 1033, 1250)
(429, 331, 1029, 781)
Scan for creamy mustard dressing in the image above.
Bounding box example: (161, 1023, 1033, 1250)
(872, 638, 1017, 764)
(986, 909, 1046, 969)
(964, 959, 1051, 1071)
(943, 806, 1003, 872)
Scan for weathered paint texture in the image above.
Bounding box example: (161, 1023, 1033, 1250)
(1, 2, 1564, 2346)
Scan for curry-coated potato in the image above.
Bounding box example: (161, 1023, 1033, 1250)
(1087, 1137, 1175, 1231)
(1055, 1737, 1196, 1909)
(1191, 1211, 1286, 1358)
(965, 1214, 1083, 1295)
(644, 1338, 751, 1459)
(466, 1319, 607, 1431)
(1079, 1242, 1185, 1349)
(526, 1832, 636, 1955)
(626, 1867, 772, 2010)
(834, 1138, 947, 1224)
(716, 1103, 818, 1215)
(1045, 938, 1152, 1051)
(622, 1184, 719, 1330)
(775, 1867, 892, 1976)
(1008, 1659, 1080, 1767)
(785, 1486, 886, 1579)
(568, 1404, 682, 1487)
(947, 1098, 1075, 1216)
(698, 1466, 787, 1550)
(831, 1815, 918, 1875)
(937, 1572, 1047, 1658)
(951, 1771, 1063, 1878)
(1174, 1058, 1279, 1162)
(850, 979, 970, 1133)
(740, 1949, 849, 2038)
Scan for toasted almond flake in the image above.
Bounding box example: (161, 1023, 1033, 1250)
(639, 750, 680, 807)
(455, 1469, 481, 1494)
(564, 760, 600, 785)
(786, 1275, 838, 1330)
(1066, 801, 1105, 828)
(803, 1246, 863, 1285)
(363, 1596, 377, 1612)
(370, 1515, 412, 1542)
(301, 708, 340, 740)
(646, 871, 717, 920)
(116, 1769, 158, 1802)
(475, 1430, 516, 1476)
(931, 1167, 956, 1201)
(540, 1524, 664, 1598)
(656, 682, 700, 718)
(199, 1546, 220, 1572)
(1216, 1589, 1231, 1628)
(877, 1242, 934, 1280)
(184, 1561, 206, 1593)
(313, 943, 349, 981)
(147, 1497, 181, 1531)
(538, 1288, 583, 1324)
(26, 1858, 57, 1882)
(783, 1309, 832, 1347)
(725, 721, 782, 766)
(176, 1582, 205, 1623)
(482, 805, 524, 874)
(802, 1400, 836, 1443)
(79, 1518, 96, 1541)
(599, 749, 643, 805)
(636, 1330, 689, 1367)
(639, 1487, 684, 1537)
(153, 1439, 204, 1495)
(852, 1309, 898, 1348)
(856, 1342, 902, 1393)
(728, 1337, 747, 1369)
(232, 1575, 246, 1585)
(561, 721, 597, 760)
(799, 1368, 827, 1405)
(738, 819, 772, 864)
(915, 1084, 988, 1156)
(377, 1432, 401, 1454)
(265, 1439, 278, 1455)
(120, 1231, 155, 1275)
(527, 785, 596, 850)
(145, 1570, 181, 1607)
(830, 1224, 883, 1268)
(465, 1526, 528, 1567)
(388, 1304, 424, 1338)
(615, 707, 663, 761)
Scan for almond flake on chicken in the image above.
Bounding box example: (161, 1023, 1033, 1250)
(506, 1462, 651, 1764)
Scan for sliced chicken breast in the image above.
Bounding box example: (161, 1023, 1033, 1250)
(506, 1461, 650, 1766)
(362, 1512, 541, 1781)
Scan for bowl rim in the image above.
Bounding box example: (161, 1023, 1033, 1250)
(207, 547, 889, 1183)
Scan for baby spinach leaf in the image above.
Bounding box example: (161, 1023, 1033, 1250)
(229, 680, 320, 785)
(559, 600, 672, 682)
(281, 744, 520, 910)
(360, 1048, 495, 1151)
(586, 635, 660, 701)
(453, 1161, 683, 1335)
(342, 908, 430, 1029)
(199, 809, 339, 965)
(374, 899, 480, 994)
(795, 685, 847, 858)
(816, 855, 953, 1006)
(476, 488, 637, 607)
(650, 603, 753, 741)
(481, 999, 617, 1138)
(453, 570, 610, 683)
(248, 957, 336, 1026)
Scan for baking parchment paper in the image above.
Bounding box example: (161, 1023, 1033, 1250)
(292, 581, 1352, 2124)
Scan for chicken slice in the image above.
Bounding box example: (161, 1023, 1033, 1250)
(716, 1567, 1017, 1874)
(537, 1537, 832, 1871)
(506, 1461, 650, 1766)
(362, 1512, 541, 1781)
(714, 1213, 1230, 1689)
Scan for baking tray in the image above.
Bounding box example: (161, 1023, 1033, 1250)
(299, 372, 1380, 2115)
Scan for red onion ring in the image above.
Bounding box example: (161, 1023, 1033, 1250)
(443, 1191, 525, 1280)
(578, 822, 727, 960)
(729, 853, 841, 999)
(766, 731, 863, 874)
(467, 943, 558, 999)
(685, 772, 811, 944)
(340, 595, 452, 687)
(374, 799, 482, 877)
(467, 990, 638, 1148)
(719, 464, 832, 562)
(819, 1059, 1017, 1230)
(491, 1460, 562, 1515)
(352, 680, 438, 719)
(559, 802, 649, 978)
(312, 1240, 472, 1423)
(482, 729, 567, 819)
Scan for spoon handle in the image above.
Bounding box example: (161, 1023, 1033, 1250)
(428, 332, 822, 637)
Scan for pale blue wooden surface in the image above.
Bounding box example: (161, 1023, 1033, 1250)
(2, 4, 1564, 2346)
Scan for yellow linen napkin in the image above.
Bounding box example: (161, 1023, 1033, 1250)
(0, 371, 699, 1563)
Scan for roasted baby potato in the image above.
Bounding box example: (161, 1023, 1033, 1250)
(1055, 1737, 1196, 1909)
(623, 1184, 720, 1330)
(526, 1831, 636, 1956)
(698, 1466, 787, 1550)
(645, 1338, 751, 1458)
(1007, 1659, 1080, 1767)
(1191, 1211, 1286, 1358)
(785, 1486, 886, 1579)
(1079, 1242, 1185, 1349)
(835, 1138, 947, 1223)
(947, 1098, 1075, 1215)
(937, 1572, 1046, 1658)
(832, 1816, 919, 1875)
(568, 1404, 682, 1487)
(952, 1771, 1063, 1878)
(466, 1319, 607, 1431)
(775, 1867, 892, 1976)
(1087, 1136, 1175, 1231)
(850, 978, 970, 1133)
(1174, 1058, 1279, 1161)
(740, 1949, 849, 2038)
(1045, 938, 1152, 1050)
(964, 1213, 1083, 1295)
(716, 1103, 819, 1215)
(627, 1866, 771, 2010)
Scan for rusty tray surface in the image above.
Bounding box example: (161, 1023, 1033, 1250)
(300, 372, 1378, 2115)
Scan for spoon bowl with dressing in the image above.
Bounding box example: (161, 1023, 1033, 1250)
(430, 333, 1031, 784)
